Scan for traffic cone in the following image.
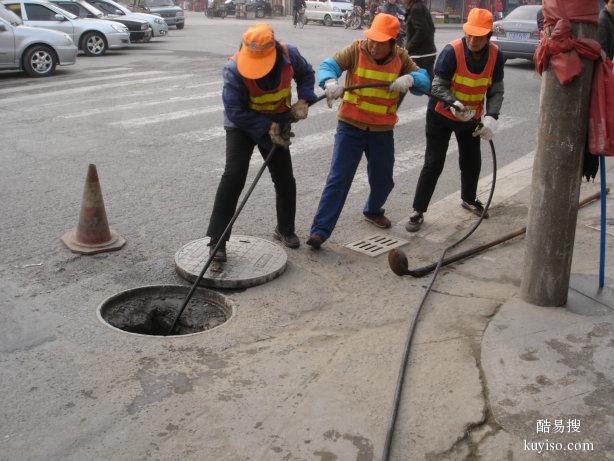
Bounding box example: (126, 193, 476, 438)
(61, 164, 126, 255)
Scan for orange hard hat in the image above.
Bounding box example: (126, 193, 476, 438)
(364, 13, 400, 42)
(463, 8, 493, 36)
(236, 23, 276, 80)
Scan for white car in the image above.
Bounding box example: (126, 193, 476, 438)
(0, 3, 77, 76)
(304, 0, 352, 26)
(85, 0, 167, 37)
(2, 0, 130, 55)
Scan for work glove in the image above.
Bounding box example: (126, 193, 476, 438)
(269, 122, 293, 148)
(473, 115, 498, 141)
(324, 79, 344, 108)
(289, 99, 309, 122)
(450, 101, 475, 122)
(389, 74, 414, 93)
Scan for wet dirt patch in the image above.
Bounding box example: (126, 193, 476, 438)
(98, 285, 232, 337)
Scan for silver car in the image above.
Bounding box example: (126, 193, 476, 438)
(491, 5, 541, 61)
(2, 0, 130, 56)
(0, 3, 77, 76)
(85, 0, 167, 38)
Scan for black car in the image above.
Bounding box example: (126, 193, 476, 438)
(223, 0, 271, 18)
(50, 0, 152, 41)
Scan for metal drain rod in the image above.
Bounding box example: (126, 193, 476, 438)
(382, 138, 497, 460)
(167, 82, 394, 336)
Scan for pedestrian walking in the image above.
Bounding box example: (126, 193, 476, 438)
(293, 0, 306, 26)
(402, 0, 436, 78)
(405, 8, 505, 232)
(493, 0, 503, 20)
(306, 13, 430, 250)
(598, 0, 614, 59)
(206, 23, 317, 261)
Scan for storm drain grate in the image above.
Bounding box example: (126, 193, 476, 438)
(345, 234, 408, 257)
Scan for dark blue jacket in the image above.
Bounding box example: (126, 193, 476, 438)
(223, 42, 317, 145)
(428, 37, 505, 114)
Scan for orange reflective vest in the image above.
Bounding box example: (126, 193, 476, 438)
(435, 39, 498, 122)
(338, 41, 402, 126)
(231, 44, 294, 114)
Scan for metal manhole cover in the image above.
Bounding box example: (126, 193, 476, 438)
(97, 285, 233, 337)
(175, 236, 287, 289)
(345, 234, 409, 257)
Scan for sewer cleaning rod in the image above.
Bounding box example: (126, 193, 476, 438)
(393, 189, 610, 278)
(167, 82, 394, 336)
(381, 137, 497, 461)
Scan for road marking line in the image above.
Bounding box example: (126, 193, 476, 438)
(59, 91, 223, 119)
(111, 105, 225, 128)
(1, 74, 196, 104)
(0, 71, 165, 95)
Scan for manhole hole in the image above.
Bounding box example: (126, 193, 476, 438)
(97, 285, 233, 337)
(345, 234, 408, 257)
(175, 235, 287, 289)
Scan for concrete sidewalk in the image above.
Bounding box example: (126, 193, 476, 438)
(1, 153, 612, 461)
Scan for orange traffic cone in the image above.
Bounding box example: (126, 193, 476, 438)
(61, 164, 126, 254)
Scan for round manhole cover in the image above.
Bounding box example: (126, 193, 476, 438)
(97, 285, 233, 337)
(174, 236, 287, 289)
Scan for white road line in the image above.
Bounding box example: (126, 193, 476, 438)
(111, 105, 224, 128)
(2, 74, 197, 104)
(59, 91, 223, 119)
(0, 71, 166, 96)
(176, 126, 226, 143)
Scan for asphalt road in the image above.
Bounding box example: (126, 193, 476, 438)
(0, 13, 541, 263)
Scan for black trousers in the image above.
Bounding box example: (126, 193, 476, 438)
(411, 55, 436, 79)
(206, 127, 296, 243)
(412, 110, 481, 213)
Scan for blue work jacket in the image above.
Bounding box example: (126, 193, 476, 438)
(222, 42, 318, 145)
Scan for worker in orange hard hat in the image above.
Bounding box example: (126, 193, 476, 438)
(405, 7, 506, 233)
(306, 13, 431, 250)
(205, 23, 317, 262)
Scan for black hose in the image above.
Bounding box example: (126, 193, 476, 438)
(381, 138, 497, 460)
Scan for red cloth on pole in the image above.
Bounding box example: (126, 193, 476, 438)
(534, 0, 614, 157)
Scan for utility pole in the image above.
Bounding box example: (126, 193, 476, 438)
(520, 5, 598, 307)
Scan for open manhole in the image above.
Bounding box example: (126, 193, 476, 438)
(97, 285, 233, 337)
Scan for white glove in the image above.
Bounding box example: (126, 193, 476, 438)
(324, 79, 344, 108)
(473, 116, 498, 141)
(450, 101, 475, 122)
(289, 100, 309, 122)
(389, 74, 414, 93)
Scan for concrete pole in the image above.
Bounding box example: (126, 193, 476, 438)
(520, 20, 598, 307)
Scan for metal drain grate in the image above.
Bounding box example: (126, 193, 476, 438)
(345, 234, 409, 257)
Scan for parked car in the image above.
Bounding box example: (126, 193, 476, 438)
(49, 0, 151, 42)
(491, 5, 541, 61)
(122, 0, 183, 29)
(222, 0, 271, 18)
(0, 3, 77, 76)
(84, 0, 167, 38)
(304, 0, 352, 27)
(2, 0, 130, 55)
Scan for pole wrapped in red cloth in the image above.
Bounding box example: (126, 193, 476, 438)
(534, 0, 614, 157)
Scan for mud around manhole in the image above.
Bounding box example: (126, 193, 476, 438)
(97, 285, 233, 337)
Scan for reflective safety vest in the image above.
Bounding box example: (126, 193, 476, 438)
(339, 41, 402, 126)
(231, 44, 294, 114)
(435, 39, 498, 122)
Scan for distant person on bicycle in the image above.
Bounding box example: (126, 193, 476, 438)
(379, 0, 404, 17)
(293, 0, 306, 26)
(403, 0, 436, 77)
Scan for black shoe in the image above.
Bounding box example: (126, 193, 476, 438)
(273, 228, 300, 249)
(306, 234, 325, 250)
(209, 242, 226, 262)
(461, 199, 489, 218)
(405, 211, 424, 232)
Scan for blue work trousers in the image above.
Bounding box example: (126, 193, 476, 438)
(310, 121, 395, 240)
